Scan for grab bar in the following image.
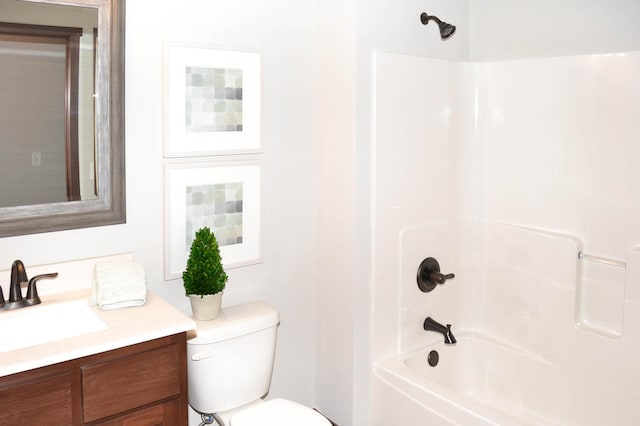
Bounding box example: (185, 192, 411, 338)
(578, 251, 626, 268)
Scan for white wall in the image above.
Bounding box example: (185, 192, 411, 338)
(313, 1, 471, 424)
(315, 1, 357, 424)
(357, 0, 470, 61)
(129, 0, 323, 411)
(0, 0, 320, 417)
(470, 0, 640, 60)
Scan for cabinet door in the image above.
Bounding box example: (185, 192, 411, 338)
(0, 374, 73, 426)
(97, 400, 180, 426)
(82, 344, 181, 423)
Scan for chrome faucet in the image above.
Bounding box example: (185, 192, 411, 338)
(423, 317, 457, 344)
(1, 260, 58, 311)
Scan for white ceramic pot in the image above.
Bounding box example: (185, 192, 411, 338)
(188, 292, 222, 320)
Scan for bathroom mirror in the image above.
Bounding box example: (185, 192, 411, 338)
(0, 0, 124, 237)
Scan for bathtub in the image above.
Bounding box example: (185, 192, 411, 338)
(373, 332, 639, 425)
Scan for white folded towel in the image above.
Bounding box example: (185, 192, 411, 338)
(92, 261, 147, 310)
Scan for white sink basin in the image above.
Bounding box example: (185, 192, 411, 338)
(0, 299, 107, 353)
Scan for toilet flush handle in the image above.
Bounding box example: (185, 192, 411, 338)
(191, 351, 213, 361)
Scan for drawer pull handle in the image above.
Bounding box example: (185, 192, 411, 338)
(191, 352, 212, 361)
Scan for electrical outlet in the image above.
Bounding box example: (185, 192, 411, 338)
(31, 152, 41, 167)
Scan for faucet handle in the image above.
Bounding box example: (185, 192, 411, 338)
(25, 273, 58, 306)
(417, 257, 455, 292)
(430, 271, 455, 284)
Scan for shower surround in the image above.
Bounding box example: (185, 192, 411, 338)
(370, 51, 640, 425)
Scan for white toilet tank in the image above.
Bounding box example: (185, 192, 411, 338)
(187, 302, 280, 415)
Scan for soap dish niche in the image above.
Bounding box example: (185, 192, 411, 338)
(574, 250, 630, 339)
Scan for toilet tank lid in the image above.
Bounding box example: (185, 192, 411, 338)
(230, 398, 332, 426)
(188, 301, 280, 344)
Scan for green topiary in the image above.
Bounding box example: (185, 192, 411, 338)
(183, 227, 228, 297)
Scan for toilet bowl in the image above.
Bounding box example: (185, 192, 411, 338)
(187, 302, 331, 426)
(218, 398, 330, 426)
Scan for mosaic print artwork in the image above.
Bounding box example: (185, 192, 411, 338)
(185, 182, 243, 249)
(185, 67, 243, 132)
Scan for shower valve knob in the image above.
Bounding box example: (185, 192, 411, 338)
(417, 257, 455, 292)
(431, 272, 455, 284)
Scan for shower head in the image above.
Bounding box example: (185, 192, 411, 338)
(420, 12, 456, 41)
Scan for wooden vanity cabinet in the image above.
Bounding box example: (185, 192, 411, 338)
(0, 333, 188, 425)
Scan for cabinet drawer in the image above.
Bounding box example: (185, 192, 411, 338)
(82, 344, 181, 423)
(0, 374, 73, 426)
(98, 399, 180, 426)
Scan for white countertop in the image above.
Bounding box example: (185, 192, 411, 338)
(0, 289, 195, 377)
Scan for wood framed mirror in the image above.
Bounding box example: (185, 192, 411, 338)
(0, 0, 125, 237)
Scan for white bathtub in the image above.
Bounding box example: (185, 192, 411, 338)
(373, 333, 640, 425)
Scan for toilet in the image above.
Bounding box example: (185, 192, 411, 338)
(187, 301, 332, 426)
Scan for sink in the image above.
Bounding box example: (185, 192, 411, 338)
(0, 299, 107, 353)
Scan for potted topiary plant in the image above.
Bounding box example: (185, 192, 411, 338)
(183, 227, 228, 320)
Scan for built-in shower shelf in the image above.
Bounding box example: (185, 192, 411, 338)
(492, 224, 639, 339)
(575, 248, 640, 338)
(578, 251, 626, 268)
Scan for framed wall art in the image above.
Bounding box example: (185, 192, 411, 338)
(164, 160, 262, 280)
(164, 45, 261, 157)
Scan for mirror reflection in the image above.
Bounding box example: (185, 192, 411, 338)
(0, 0, 98, 208)
(0, 0, 125, 237)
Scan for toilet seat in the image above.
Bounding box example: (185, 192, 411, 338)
(229, 398, 331, 426)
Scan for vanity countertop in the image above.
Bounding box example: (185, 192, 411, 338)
(0, 289, 195, 377)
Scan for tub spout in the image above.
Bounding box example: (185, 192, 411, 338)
(423, 317, 456, 344)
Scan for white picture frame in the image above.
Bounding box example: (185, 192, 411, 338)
(164, 45, 261, 157)
(164, 160, 262, 280)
